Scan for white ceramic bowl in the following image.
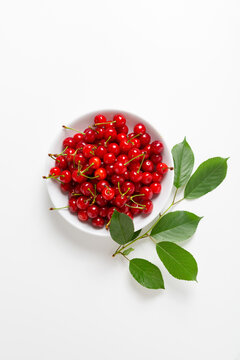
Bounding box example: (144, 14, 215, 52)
(46, 109, 174, 237)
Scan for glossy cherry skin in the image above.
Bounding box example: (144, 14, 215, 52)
(89, 156, 101, 169)
(122, 181, 135, 196)
(150, 154, 162, 164)
(96, 194, 108, 207)
(142, 200, 153, 214)
(130, 138, 141, 148)
(105, 164, 115, 176)
(73, 133, 84, 143)
(76, 196, 91, 210)
(94, 114, 107, 126)
(87, 205, 99, 219)
(49, 167, 61, 176)
(72, 170, 85, 183)
(152, 172, 163, 182)
(107, 143, 120, 156)
(117, 124, 128, 134)
(128, 148, 142, 162)
(140, 186, 153, 200)
(80, 182, 94, 196)
(95, 145, 107, 159)
(60, 182, 73, 193)
(139, 133, 151, 147)
(117, 133, 127, 143)
(129, 170, 142, 183)
(74, 153, 86, 166)
(63, 137, 76, 149)
(151, 140, 164, 155)
(117, 154, 128, 163)
(113, 161, 127, 175)
(142, 159, 154, 172)
(65, 148, 75, 162)
(150, 182, 161, 194)
(82, 144, 96, 158)
(102, 187, 115, 201)
(55, 155, 68, 170)
(111, 174, 125, 185)
(96, 180, 109, 193)
(141, 172, 153, 185)
(94, 167, 107, 180)
(134, 123, 146, 135)
(99, 206, 108, 218)
(92, 217, 105, 228)
(103, 153, 116, 165)
(143, 145, 151, 159)
(104, 128, 117, 141)
(60, 170, 72, 183)
(156, 162, 168, 175)
(68, 197, 78, 213)
(78, 210, 88, 222)
(114, 194, 128, 208)
(107, 207, 117, 220)
(119, 140, 132, 153)
(113, 114, 126, 127)
(84, 128, 96, 143)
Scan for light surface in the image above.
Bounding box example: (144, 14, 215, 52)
(0, 1, 239, 360)
(46, 109, 173, 236)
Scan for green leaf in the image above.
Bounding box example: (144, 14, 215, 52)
(171, 137, 194, 188)
(156, 242, 198, 281)
(184, 157, 228, 199)
(110, 210, 134, 245)
(129, 258, 165, 289)
(151, 211, 202, 242)
(122, 247, 134, 256)
(131, 229, 141, 241)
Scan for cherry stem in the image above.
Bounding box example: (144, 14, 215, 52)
(94, 121, 116, 126)
(127, 133, 141, 143)
(62, 125, 84, 134)
(137, 153, 146, 173)
(104, 136, 112, 145)
(126, 203, 145, 209)
(49, 206, 69, 210)
(168, 166, 174, 170)
(122, 188, 130, 196)
(124, 153, 144, 166)
(81, 163, 94, 174)
(117, 182, 123, 196)
(48, 154, 56, 160)
(43, 175, 58, 180)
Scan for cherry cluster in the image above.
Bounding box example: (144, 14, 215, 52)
(44, 114, 170, 229)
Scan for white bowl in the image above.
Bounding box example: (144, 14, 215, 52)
(45, 109, 174, 237)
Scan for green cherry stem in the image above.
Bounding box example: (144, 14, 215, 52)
(127, 133, 141, 143)
(62, 125, 84, 134)
(137, 153, 146, 173)
(49, 206, 69, 210)
(94, 121, 116, 126)
(124, 153, 144, 166)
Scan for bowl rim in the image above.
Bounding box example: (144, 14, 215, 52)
(45, 108, 174, 237)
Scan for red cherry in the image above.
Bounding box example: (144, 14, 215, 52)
(65, 148, 75, 162)
(73, 133, 84, 143)
(89, 156, 101, 170)
(117, 133, 127, 143)
(95, 145, 107, 159)
(123, 170, 130, 180)
(134, 182, 142, 193)
(114, 194, 128, 208)
(107, 207, 117, 220)
(113, 114, 126, 127)
(113, 161, 127, 175)
(107, 143, 120, 156)
(55, 155, 67, 170)
(82, 144, 96, 158)
(92, 217, 105, 228)
(78, 210, 88, 222)
(60, 170, 72, 183)
(143, 144, 151, 159)
(94, 167, 107, 180)
(140, 186, 153, 200)
(96, 194, 108, 207)
(87, 205, 99, 219)
(68, 197, 78, 213)
(117, 154, 128, 163)
(96, 180, 109, 193)
(156, 162, 168, 175)
(95, 127, 105, 140)
(128, 148, 141, 162)
(63, 137, 76, 149)
(130, 138, 141, 148)
(134, 123, 146, 135)
(150, 182, 161, 194)
(76, 141, 87, 151)
(128, 162, 141, 171)
(84, 128, 96, 143)
(152, 172, 163, 182)
(74, 153, 86, 166)
(119, 140, 132, 153)
(104, 128, 117, 141)
(139, 133, 151, 147)
(94, 114, 107, 126)
(117, 124, 128, 134)
(151, 140, 164, 154)
(122, 181, 135, 195)
(60, 182, 73, 193)
(102, 187, 115, 201)
(151, 154, 162, 164)
(80, 182, 94, 196)
(111, 174, 125, 185)
(49, 167, 61, 176)
(142, 159, 154, 172)
(141, 172, 153, 185)
(142, 200, 153, 214)
(125, 210, 133, 219)
(99, 206, 108, 218)
(72, 170, 85, 183)
(105, 164, 115, 176)
(130, 206, 142, 216)
(112, 185, 121, 196)
(129, 170, 142, 183)
(76, 196, 91, 210)
(103, 153, 116, 165)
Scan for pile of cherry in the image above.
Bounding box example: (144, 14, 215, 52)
(44, 114, 170, 229)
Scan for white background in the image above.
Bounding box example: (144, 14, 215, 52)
(0, 1, 239, 359)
